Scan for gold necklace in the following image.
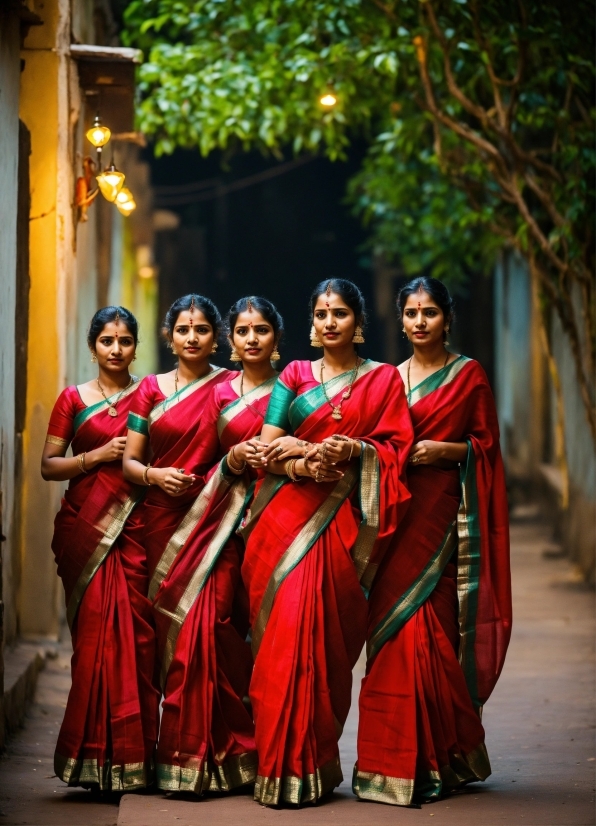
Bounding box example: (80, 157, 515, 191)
(407, 350, 450, 397)
(96, 375, 134, 417)
(239, 372, 272, 418)
(174, 365, 211, 395)
(320, 357, 361, 421)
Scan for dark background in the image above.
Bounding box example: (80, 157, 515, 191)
(146, 146, 494, 383)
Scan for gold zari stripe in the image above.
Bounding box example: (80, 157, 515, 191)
(54, 753, 153, 791)
(157, 474, 250, 686)
(148, 366, 224, 428)
(254, 756, 342, 806)
(46, 434, 68, 446)
(237, 473, 286, 544)
(156, 751, 257, 794)
(148, 465, 231, 600)
(251, 466, 358, 657)
(66, 492, 141, 630)
(351, 442, 380, 585)
(217, 376, 275, 439)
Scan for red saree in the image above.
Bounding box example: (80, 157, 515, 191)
(127, 368, 258, 794)
(354, 356, 512, 806)
(240, 360, 412, 805)
(48, 383, 159, 791)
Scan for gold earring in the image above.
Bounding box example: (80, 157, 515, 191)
(132, 354, 137, 361)
(211, 342, 218, 353)
(352, 326, 365, 344)
(90, 351, 97, 362)
(310, 325, 323, 348)
(271, 346, 281, 362)
(229, 346, 241, 362)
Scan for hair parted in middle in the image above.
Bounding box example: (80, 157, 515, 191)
(226, 295, 284, 340)
(87, 305, 139, 349)
(161, 294, 222, 342)
(309, 279, 367, 326)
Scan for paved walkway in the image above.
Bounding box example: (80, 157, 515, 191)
(1, 510, 594, 826)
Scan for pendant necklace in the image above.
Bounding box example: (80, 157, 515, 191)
(239, 372, 267, 419)
(407, 350, 450, 397)
(97, 375, 134, 417)
(320, 357, 362, 421)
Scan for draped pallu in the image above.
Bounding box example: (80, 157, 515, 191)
(354, 356, 512, 806)
(127, 369, 261, 794)
(48, 383, 159, 791)
(241, 360, 413, 806)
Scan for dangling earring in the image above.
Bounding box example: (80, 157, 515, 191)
(444, 327, 450, 345)
(352, 325, 365, 344)
(132, 354, 137, 362)
(402, 327, 409, 340)
(229, 346, 241, 362)
(271, 346, 281, 362)
(310, 325, 323, 348)
(211, 342, 218, 354)
(168, 341, 176, 353)
(90, 351, 97, 363)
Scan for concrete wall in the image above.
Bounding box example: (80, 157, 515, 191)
(0, 8, 23, 646)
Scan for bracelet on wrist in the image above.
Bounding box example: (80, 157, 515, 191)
(77, 452, 88, 474)
(348, 440, 356, 462)
(285, 458, 299, 482)
(227, 447, 246, 475)
(143, 464, 152, 486)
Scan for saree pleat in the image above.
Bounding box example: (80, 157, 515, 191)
(354, 358, 509, 806)
(49, 385, 159, 790)
(242, 360, 413, 806)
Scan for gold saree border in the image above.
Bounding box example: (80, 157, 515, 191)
(148, 366, 225, 428)
(55, 753, 154, 791)
(156, 473, 250, 687)
(352, 442, 380, 587)
(254, 756, 342, 806)
(237, 473, 288, 544)
(217, 376, 276, 439)
(251, 465, 358, 658)
(156, 751, 257, 794)
(73, 377, 140, 433)
(457, 441, 482, 709)
(148, 464, 232, 600)
(367, 520, 457, 660)
(407, 355, 470, 408)
(352, 744, 490, 806)
(66, 491, 143, 630)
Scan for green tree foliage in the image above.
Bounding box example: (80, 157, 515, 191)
(123, 0, 595, 436)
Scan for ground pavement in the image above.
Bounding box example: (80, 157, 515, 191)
(0, 508, 594, 826)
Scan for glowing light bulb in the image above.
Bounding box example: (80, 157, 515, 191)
(96, 163, 125, 202)
(86, 116, 111, 148)
(115, 187, 134, 205)
(320, 92, 338, 108)
(116, 198, 136, 217)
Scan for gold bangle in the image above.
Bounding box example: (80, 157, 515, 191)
(285, 458, 299, 482)
(143, 464, 152, 486)
(227, 448, 246, 475)
(348, 440, 356, 462)
(77, 453, 88, 474)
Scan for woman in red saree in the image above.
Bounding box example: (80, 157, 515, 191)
(123, 294, 256, 795)
(354, 276, 511, 806)
(41, 306, 159, 791)
(241, 279, 413, 806)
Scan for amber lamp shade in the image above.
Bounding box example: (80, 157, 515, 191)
(116, 187, 136, 216)
(96, 163, 125, 202)
(86, 116, 111, 148)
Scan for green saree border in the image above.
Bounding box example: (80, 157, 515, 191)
(255, 756, 342, 806)
(127, 411, 148, 436)
(289, 360, 381, 432)
(156, 470, 250, 687)
(237, 474, 288, 544)
(73, 378, 140, 433)
(66, 490, 143, 630)
(457, 441, 481, 709)
(148, 366, 225, 428)
(367, 520, 457, 660)
(264, 377, 295, 431)
(217, 375, 276, 439)
(251, 465, 358, 657)
(55, 752, 154, 791)
(157, 750, 258, 794)
(407, 355, 469, 407)
(148, 464, 232, 600)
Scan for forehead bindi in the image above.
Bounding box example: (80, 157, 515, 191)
(404, 292, 440, 312)
(99, 322, 130, 339)
(176, 310, 209, 327)
(314, 292, 349, 312)
(235, 311, 267, 329)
